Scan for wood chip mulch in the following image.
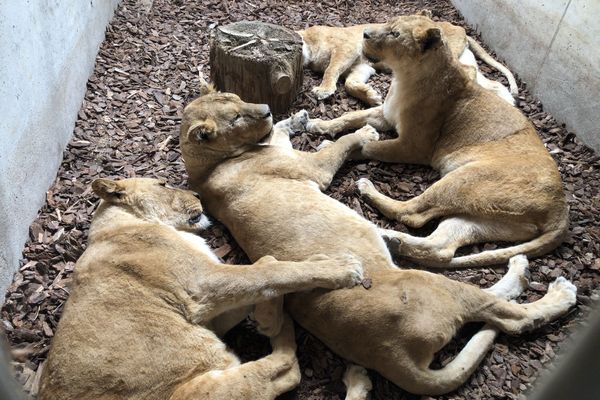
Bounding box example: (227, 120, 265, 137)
(2, 0, 599, 399)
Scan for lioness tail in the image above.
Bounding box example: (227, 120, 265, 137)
(438, 209, 569, 269)
(467, 36, 518, 96)
(404, 326, 498, 395)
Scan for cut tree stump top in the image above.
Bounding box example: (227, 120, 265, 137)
(210, 21, 303, 114)
(215, 21, 301, 60)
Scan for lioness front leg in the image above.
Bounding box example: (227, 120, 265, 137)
(307, 125, 380, 190)
(253, 254, 363, 337)
(306, 106, 391, 136)
(344, 64, 382, 106)
(312, 51, 355, 101)
(195, 254, 364, 327)
(266, 110, 310, 149)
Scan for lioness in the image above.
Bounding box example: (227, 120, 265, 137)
(299, 14, 568, 268)
(180, 84, 576, 396)
(298, 11, 517, 106)
(39, 178, 365, 400)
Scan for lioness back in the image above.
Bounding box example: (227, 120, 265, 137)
(204, 156, 393, 270)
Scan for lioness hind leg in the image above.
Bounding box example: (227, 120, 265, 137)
(170, 315, 300, 400)
(344, 64, 382, 106)
(381, 216, 537, 266)
(387, 270, 575, 395)
(312, 51, 356, 100)
(356, 178, 443, 227)
(477, 277, 577, 335)
(306, 125, 380, 190)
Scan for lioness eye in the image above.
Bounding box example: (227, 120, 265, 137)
(233, 113, 241, 122)
(158, 181, 167, 187)
(389, 31, 400, 37)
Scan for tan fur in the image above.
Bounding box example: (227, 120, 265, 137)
(302, 14, 567, 268)
(298, 23, 386, 105)
(298, 11, 516, 105)
(38, 178, 365, 400)
(180, 87, 576, 395)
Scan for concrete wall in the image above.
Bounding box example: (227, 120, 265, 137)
(0, 0, 119, 297)
(451, 0, 600, 153)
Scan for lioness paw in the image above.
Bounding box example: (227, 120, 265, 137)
(289, 110, 309, 132)
(356, 178, 376, 196)
(367, 91, 383, 106)
(547, 276, 577, 307)
(487, 255, 531, 300)
(305, 118, 328, 135)
(256, 316, 284, 338)
(355, 124, 379, 144)
(382, 236, 403, 260)
(312, 85, 335, 100)
(317, 140, 334, 151)
(333, 254, 364, 288)
(508, 254, 531, 283)
(343, 365, 373, 393)
(254, 301, 284, 338)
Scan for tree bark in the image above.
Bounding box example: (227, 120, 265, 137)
(209, 21, 304, 114)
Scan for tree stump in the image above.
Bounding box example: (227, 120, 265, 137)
(209, 21, 303, 114)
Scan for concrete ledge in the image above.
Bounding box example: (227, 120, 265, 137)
(451, 0, 600, 153)
(0, 0, 119, 297)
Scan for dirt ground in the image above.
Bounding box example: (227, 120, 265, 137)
(2, 0, 599, 399)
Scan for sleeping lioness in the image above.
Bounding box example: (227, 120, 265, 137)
(180, 83, 576, 396)
(39, 178, 364, 400)
(299, 14, 568, 268)
(298, 10, 517, 106)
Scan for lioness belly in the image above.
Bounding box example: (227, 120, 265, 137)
(221, 180, 393, 271)
(286, 270, 400, 368)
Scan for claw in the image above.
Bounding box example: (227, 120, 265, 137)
(383, 236, 402, 259)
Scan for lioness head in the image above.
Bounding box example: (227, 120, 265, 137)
(92, 178, 209, 231)
(181, 83, 273, 159)
(363, 14, 444, 67)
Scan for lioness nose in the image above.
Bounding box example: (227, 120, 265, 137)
(363, 30, 371, 39)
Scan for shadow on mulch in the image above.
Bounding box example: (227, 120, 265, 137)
(1, 0, 599, 399)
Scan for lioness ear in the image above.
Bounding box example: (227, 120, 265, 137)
(417, 27, 442, 52)
(188, 119, 217, 142)
(92, 179, 126, 203)
(199, 82, 216, 97)
(198, 68, 216, 96)
(418, 9, 433, 18)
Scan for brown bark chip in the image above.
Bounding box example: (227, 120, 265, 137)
(2, 1, 599, 399)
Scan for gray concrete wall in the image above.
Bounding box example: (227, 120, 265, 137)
(0, 0, 119, 297)
(451, 0, 600, 153)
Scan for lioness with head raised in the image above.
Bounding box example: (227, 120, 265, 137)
(39, 178, 365, 400)
(180, 83, 576, 396)
(298, 11, 517, 106)
(300, 14, 567, 268)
